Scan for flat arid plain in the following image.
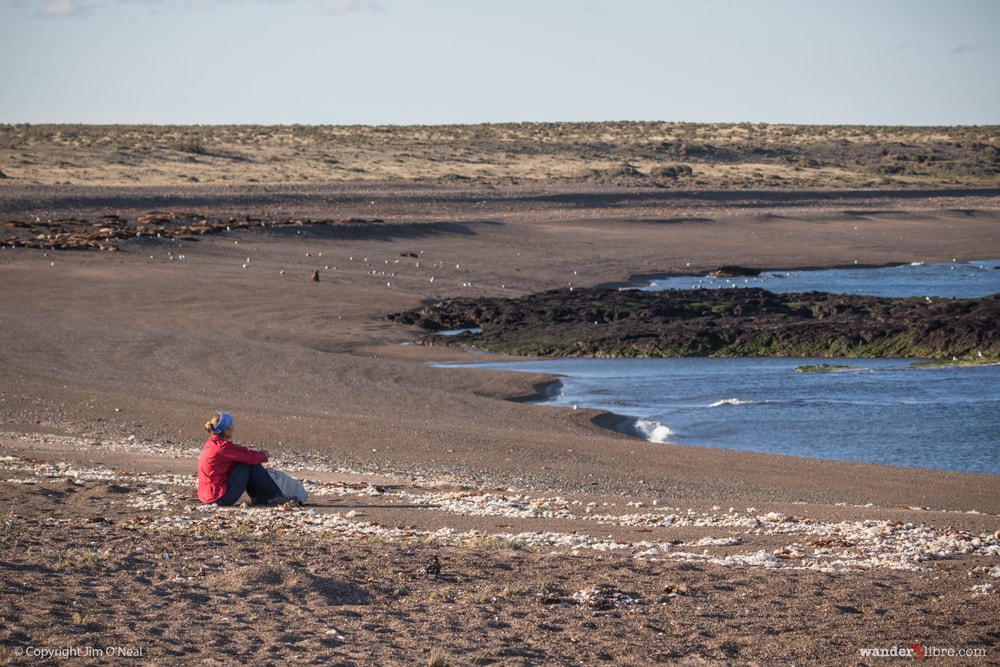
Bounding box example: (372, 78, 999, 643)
(2, 123, 999, 665)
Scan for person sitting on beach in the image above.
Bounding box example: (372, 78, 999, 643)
(197, 412, 295, 506)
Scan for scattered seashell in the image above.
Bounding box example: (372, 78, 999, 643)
(2, 430, 997, 575)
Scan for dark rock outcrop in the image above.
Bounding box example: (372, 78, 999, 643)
(0, 213, 386, 251)
(712, 265, 761, 278)
(388, 287, 1000, 360)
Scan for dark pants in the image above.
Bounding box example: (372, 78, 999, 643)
(216, 463, 283, 506)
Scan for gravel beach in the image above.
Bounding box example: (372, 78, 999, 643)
(2, 180, 999, 665)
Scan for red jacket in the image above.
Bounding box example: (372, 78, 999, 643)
(197, 433, 269, 503)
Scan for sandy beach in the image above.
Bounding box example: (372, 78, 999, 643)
(2, 178, 1000, 665)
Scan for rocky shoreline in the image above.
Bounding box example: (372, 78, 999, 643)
(390, 285, 1000, 361)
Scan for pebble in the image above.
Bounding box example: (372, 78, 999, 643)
(2, 430, 999, 577)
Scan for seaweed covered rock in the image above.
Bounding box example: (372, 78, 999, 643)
(388, 287, 1000, 360)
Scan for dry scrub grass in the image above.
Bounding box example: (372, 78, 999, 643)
(1, 122, 997, 188)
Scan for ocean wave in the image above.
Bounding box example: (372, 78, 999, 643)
(708, 398, 753, 408)
(543, 378, 565, 399)
(631, 418, 674, 444)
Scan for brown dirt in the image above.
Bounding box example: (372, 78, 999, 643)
(2, 179, 1000, 665)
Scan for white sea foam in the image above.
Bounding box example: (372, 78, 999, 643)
(632, 418, 673, 443)
(709, 397, 752, 408)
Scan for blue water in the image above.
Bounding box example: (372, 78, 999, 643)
(434, 260, 1000, 475)
(644, 259, 1000, 298)
(439, 357, 999, 474)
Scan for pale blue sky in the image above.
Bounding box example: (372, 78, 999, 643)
(2, 0, 997, 126)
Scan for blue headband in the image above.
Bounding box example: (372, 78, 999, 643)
(212, 412, 233, 435)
